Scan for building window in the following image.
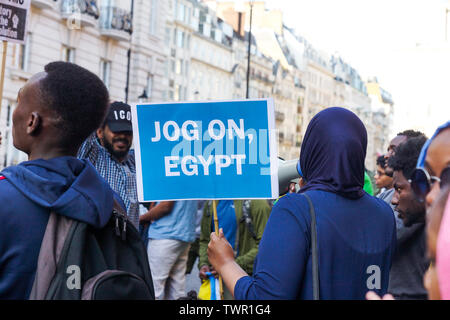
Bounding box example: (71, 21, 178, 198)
(174, 84, 180, 101)
(186, 7, 191, 24)
(146, 74, 153, 99)
(100, 59, 111, 89)
(185, 61, 189, 77)
(150, 0, 158, 35)
(165, 27, 171, 45)
(164, 60, 169, 77)
(177, 30, 184, 48)
(175, 59, 182, 74)
(61, 46, 75, 63)
(186, 34, 190, 50)
(13, 33, 31, 71)
(173, 84, 185, 101)
(179, 85, 184, 100)
(177, 2, 185, 21)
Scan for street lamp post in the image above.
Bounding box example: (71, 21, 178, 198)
(125, 0, 135, 103)
(245, 1, 254, 99)
(446, 8, 450, 41)
(138, 89, 148, 103)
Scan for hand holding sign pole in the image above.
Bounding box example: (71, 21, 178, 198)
(131, 99, 278, 299)
(212, 199, 224, 299)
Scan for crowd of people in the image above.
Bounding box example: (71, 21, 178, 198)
(0, 62, 449, 300)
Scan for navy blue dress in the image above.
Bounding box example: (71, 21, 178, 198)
(234, 190, 396, 300)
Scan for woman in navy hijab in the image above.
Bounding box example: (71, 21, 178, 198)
(207, 107, 397, 299)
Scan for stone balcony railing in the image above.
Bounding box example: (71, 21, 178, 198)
(61, 0, 100, 28)
(32, 0, 59, 10)
(251, 73, 273, 84)
(275, 110, 285, 122)
(99, 6, 132, 41)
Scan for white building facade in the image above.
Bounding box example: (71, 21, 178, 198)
(129, 0, 168, 104)
(0, 0, 393, 172)
(189, 3, 234, 101)
(0, 0, 168, 168)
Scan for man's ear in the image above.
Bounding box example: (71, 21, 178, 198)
(26, 112, 41, 136)
(97, 127, 104, 138)
(96, 127, 105, 144)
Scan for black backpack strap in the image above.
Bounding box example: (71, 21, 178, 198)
(303, 193, 320, 300)
(113, 199, 129, 241)
(113, 199, 127, 216)
(29, 212, 76, 300)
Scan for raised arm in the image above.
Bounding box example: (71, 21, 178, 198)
(208, 197, 310, 300)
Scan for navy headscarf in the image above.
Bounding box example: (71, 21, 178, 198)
(299, 107, 367, 199)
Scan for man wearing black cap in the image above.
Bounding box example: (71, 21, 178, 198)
(78, 101, 140, 228)
(98, 102, 134, 162)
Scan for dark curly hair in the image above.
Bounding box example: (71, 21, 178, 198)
(39, 61, 109, 148)
(397, 129, 425, 139)
(388, 136, 427, 180)
(376, 155, 387, 168)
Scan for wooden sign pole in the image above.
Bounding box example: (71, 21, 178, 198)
(212, 200, 224, 300)
(0, 41, 7, 116)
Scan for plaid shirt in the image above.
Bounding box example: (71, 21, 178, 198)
(78, 133, 139, 228)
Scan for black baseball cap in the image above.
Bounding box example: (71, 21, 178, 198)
(105, 102, 133, 133)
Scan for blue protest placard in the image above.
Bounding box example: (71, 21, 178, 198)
(131, 99, 278, 202)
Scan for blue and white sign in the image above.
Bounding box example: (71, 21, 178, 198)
(131, 99, 278, 202)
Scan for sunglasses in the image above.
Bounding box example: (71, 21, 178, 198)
(410, 166, 450, 203)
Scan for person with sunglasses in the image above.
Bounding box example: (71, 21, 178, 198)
(366, 121, 450, 301)
(387, 135, 429, 300)
(367, 186, 450, 300)
(424, 186, 450, 299)
(410, 121, 450, 210)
